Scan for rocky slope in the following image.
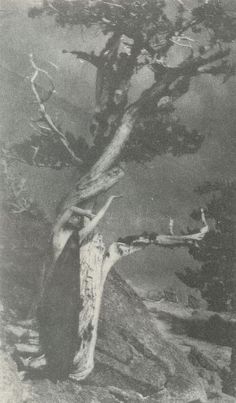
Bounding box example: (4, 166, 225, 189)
(144, 299, 236, 402)
(0, 209, 234, 402)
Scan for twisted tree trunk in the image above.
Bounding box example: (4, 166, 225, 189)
(11, 45, 216, 382)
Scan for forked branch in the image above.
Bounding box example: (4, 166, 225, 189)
(29, 54, 83, 166)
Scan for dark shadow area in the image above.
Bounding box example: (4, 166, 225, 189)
(156, 310, 235, 347)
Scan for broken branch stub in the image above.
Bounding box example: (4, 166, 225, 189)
(52, 194, 122, 262)
(60, 166, 124, 212)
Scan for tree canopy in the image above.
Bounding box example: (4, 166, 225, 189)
(3, 0, 236, 173)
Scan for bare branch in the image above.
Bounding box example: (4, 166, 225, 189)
(19, 354, 46, 371)
(52, 205, 94, 261)
(61, 166, 124, 211)
(52, 194, 121, 261)
(31, 146, 39, 166)
(47, 0, 60, 14)
(201, 207, 207, 227)
(110, 209, 209, 259)
(169, 218, 174, 235)
(29, 54, 83, 166)
(30, 54, 55, 103)
(174, 0, 191, 12)
(52, 165, 124, 261)
(53, 206, 94, 238)
(170, 38, 193, 49)
(103, 1, 124, 8)
(70, 206, 95, 219)
(62, 49, 100, 67)
(79, 195, 122, 242)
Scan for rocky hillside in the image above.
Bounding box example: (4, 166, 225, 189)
(144, 299, 236, 401)
(0, 208, 235, 402)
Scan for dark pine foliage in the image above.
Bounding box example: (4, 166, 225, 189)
(8, 131, 90, 170)
(3, 0, 235, 170)
(176, 181, 236, 312)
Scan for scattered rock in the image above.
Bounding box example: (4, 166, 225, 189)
(187, 294, 202, 310)
(163, 288, 179, 303)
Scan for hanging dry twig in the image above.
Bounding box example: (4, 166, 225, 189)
(29, 54, 83, 166)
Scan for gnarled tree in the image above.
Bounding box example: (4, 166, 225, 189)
(4, 0, 236, 383)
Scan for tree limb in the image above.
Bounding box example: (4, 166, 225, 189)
(29, 54, 83, 166)
(51, 166, 124, 261)
(61, 166, 124, 212)
(53, 206, 94, 239)
(179, 47, 231, 75)
(52, 194, 122, 261)
(79, 195, 122, 242)
(109, 209, 209, 260)
(88, 109, 137, 178)
(62, 49, 100, 67)
(174, 0, 191, 12)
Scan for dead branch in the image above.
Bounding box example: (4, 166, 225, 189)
(52, 206, 95, 261)
(169, 218, 174, 235)
(53, 206, 94, 238)
(62, 49, 100, 67)
(70, 206, 95, 219)
(170, 37, 193, 49)
(53, 194, 122, 261)
(62, 166, 124, 211)
(52, 165, 124, 260)
(174, 0, 191, 12)
(79, 194, 122, 242)
(110, 209, 209, 259)
(29, 54, 83, 166)
(102, 1, 125, 9)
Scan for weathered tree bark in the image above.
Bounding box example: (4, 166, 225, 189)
(46, 209, 208, 380)
(11, 46, 219, 382)
(70, 233, 111, 380)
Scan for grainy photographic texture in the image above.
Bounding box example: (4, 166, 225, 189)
(0, 1, 236, 402)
